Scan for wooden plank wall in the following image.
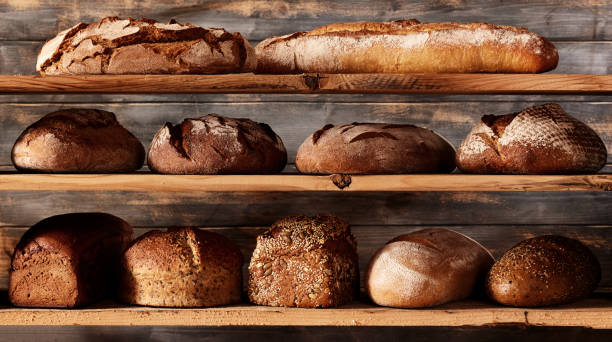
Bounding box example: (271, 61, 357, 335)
(0, 0, 610, 317)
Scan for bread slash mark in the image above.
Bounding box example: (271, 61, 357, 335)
(349, 131, 398, 143)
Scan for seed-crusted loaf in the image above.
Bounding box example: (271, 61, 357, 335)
(9, 213, 133, 308)
(456, 104, 607, 174)
(11, 108, 145, 173)
(248, 214, 359, 308)
(256, 20, 558, 73)
(119, 227, 243, 307)
(296, 122, 456, 174)
(37, 17, 256, 75)
(147, 114, 287, 174)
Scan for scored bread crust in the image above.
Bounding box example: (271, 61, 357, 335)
(456, 103, 607, 174)
(37, 17, 256, 75)
(256, 19, 558, 73)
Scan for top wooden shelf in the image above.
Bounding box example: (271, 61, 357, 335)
(0, 74, 610, 94)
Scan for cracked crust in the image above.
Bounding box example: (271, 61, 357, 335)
(37, 17, 256, 75)
(456, 103, 607, 174)
(296, 122, 456, 174)
(256, 19, 558, 73)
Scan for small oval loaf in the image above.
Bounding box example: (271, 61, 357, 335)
(12, 108, 145, 173)
(365, 228, 494, 308)
(37, 16, 256, 75)
(148, 114, 287, 174)
(456, 104, 607, 174)
(119, 227, 243, 307)
(296, 122, 456, 174)
(486, 235, 601, 307)
(256, 20, 558, 73)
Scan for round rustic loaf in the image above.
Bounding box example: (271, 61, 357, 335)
(37, 17, 256, 75)
(365, 228, 494, 308)
(256, 20, 558, 73)
(456, 104, 607, 174)
(248, 214, 359, 308)
(486, 235, 601, 307)
(295, 122, 456, 174)
(12, 108, 145, 173)
(147, 114, 287, 174)
(119, 227, 243, 307)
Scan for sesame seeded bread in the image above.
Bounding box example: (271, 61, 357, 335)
(119, 227, 243, 307)
(486, 235, 601, 307)
(256, 20, 558, 73)
(248, 214, 359, 308)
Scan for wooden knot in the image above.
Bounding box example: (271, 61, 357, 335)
(330, 173, 352, 189)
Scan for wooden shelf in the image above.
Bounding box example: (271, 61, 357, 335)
(0, 173, 610, 192)
(0, 74, 610, 94)
(0, 298, 610, 327)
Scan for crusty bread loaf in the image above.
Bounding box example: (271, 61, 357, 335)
(365, 228, 494, 308)
(119, 227, 243, 307)
(256, 20, 557, 73)
(486, 235, 601, 307)
(37, 17, 256, 75)
(9, 213, 133, 308)
(148, 114, 287, 174)
(456, 104, 607, 174)
(296, 122, 455, 174)
(12, 108, 145, 173)
(248, 214, 359, 308)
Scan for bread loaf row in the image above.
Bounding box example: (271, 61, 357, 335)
(9, 212, 601, 309)
(12, 104, 607, 174)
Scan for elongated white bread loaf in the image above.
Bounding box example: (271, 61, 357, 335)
(256, 20, 558, 73)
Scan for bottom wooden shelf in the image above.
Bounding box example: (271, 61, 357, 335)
(1, 297, 611, 328)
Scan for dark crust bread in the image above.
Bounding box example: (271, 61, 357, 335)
(9, 213, 133, 308)
(256, 19, 558, 73)
(295, 122, 456, 174)
(11, 108, 145, 173)
(486, 235, 601, 307)
(119, 227, 243, 307)
(147, 114, 287, 174)
(248, 214, 359, 308)
(456, 103, 608, 174)
(37, 17, 256, 75)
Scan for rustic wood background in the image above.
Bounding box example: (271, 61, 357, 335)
(0, 1, 610, 338)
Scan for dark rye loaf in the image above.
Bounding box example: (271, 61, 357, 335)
(37, 17, 256, 75)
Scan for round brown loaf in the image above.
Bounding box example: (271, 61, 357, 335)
(486, 235, 601, 307)
(365, 228, 494, 308)
(119, 227, 243, 307)
(147, 114, 287, 174)
(295, 122, 456, 174)
(456, 103, 607, 174)
(256, 20, 557, 74)
(11, 108, 145, 173)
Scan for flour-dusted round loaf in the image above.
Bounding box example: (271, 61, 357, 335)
(147, 114, 287, 174)
(9, 213, 133, 308)
(12, 108, 145, 173)
(248, 214, 359, 308)
(486, 235, 601, 307)
(119, 227, 243, 307)
(256, 20, 558, 74)
(295, 122, 456, 174)
(365, 228, 494, 308)
(37, 17, 256, 75)
(456, 104, 607, 174)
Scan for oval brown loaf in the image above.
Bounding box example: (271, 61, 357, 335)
(486, 235, 601, 307)
(37, 17, 256, 75)
(119, 227, 243, 307)
(365, 228, 494, 308)
(147, 114, 287, 174)
(295, 122, 456, 174)
(248, 214, 359, 308)
(12, 108, 145, 173)
(256, 20, 558, 73)
(456, 103, 607, 174)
